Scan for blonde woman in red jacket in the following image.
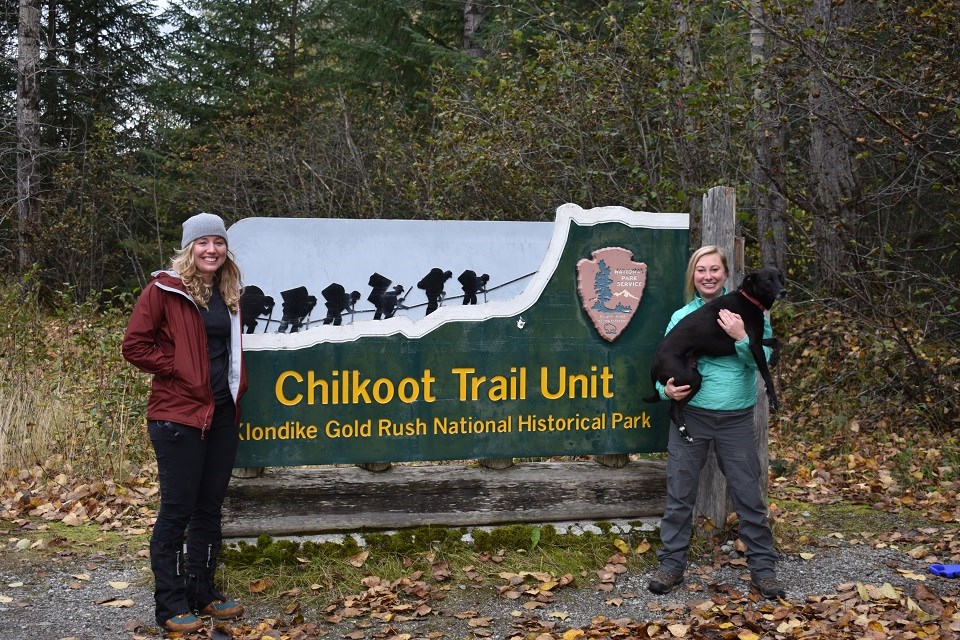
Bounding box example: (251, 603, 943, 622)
(123, 213, 248, 633)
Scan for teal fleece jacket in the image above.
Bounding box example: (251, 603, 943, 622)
(655, 290, 773, 411)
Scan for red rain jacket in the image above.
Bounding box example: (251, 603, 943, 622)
(122, 271, 247, 434)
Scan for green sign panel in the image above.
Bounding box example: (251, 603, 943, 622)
(233, 204, 688, 467)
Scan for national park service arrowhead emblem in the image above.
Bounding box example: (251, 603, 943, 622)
(576, 247, 647, 342)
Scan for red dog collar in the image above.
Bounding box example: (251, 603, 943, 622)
(739, 289, 767, 311)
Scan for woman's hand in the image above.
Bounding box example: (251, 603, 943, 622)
(665, 377, 692, 401)
(717, 308, 747, 341)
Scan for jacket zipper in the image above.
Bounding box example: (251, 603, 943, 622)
(157, 277, 230, 438)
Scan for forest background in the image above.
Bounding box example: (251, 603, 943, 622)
(2, 4, 960, 638)
(1, 0, 959, 478)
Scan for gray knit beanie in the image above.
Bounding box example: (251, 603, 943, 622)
(181, 212, 228, 249)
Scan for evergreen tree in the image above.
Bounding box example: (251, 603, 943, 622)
(156, 0, 312, 125)
(1, 0, 165, 290)
(591, 260, 614, 312)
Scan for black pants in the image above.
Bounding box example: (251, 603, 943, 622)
(148, 401, 238, 624)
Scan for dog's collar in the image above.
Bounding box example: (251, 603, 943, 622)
(739, 289, 767, 311)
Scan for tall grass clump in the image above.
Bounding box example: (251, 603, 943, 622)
(0, 276, 150, 480)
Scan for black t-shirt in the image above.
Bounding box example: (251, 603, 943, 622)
(202, 287, 232, 403)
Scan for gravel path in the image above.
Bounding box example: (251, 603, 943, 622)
(1, 532, 957, 639)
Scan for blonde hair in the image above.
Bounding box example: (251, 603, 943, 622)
(684, 245, 728, 302)
(170, 244, 243, 312)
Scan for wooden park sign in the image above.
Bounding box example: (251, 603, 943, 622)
(229, 204, 689, 468)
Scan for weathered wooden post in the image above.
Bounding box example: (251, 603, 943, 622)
(693, 186, 771, 536)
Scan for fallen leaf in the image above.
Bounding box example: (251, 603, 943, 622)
(62, 513, 82, 526)
(109, 581, 129, 589)
(896, 568, 927, 581)
(248, 577, 275, 593)
(123, 618, 143, 632)
(98, 598, 135, 608)
(432, 561, 452, 581)
(879, 582, 899, 600)
(348, 550, 369, 567)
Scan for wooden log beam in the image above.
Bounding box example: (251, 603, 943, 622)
(222, 461, 667, 537)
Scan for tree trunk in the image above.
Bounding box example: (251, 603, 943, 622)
(670, 1, 699, 193)
(17, 0, 42, 273)
(807, 0, 860, 290)
(463, 0, 485, 59)
(748, 0, 788, 273)
(288, 0, 298, 79)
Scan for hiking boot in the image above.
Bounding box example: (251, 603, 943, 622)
(163, 612, 203, 633)
(200, 599, 245, 619)
(647, 569, 683, 595)
(751, 575, 786, 599)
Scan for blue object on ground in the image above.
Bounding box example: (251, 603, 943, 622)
(930, 563, 960, 578)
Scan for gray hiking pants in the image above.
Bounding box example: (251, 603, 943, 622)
(656, 405, 778, 578)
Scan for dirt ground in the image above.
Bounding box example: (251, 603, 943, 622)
(2, 530, 959, 640)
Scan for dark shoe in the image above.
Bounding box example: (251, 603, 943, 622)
(751, 575, 786, 599)
(647, 569, 683, 594)
(200, 599, 244, 619)
(164, 612, 203, 633)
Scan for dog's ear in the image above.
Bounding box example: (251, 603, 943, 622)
(742, 272, 757, 288)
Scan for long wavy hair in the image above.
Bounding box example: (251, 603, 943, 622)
(170, 243, 243, 312)
(683, 245, 728, 302)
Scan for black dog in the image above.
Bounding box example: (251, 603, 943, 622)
(643, 267, 786, 442)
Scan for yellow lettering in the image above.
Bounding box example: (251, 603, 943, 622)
(275, 370, 303, 406)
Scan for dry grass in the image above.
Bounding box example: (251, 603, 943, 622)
(0, 369, 71, 470)
(0, 282, 150, 480)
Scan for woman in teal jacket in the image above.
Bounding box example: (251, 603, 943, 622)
(647, 245, 785, 600)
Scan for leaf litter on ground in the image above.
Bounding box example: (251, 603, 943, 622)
(3, 304, 960, 637)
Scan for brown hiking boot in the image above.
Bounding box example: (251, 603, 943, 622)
(200, 599, 245, 619)
(163, 612, 204, 633)
(751, 575, 787, 599)
(647, 569, 684, 595)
